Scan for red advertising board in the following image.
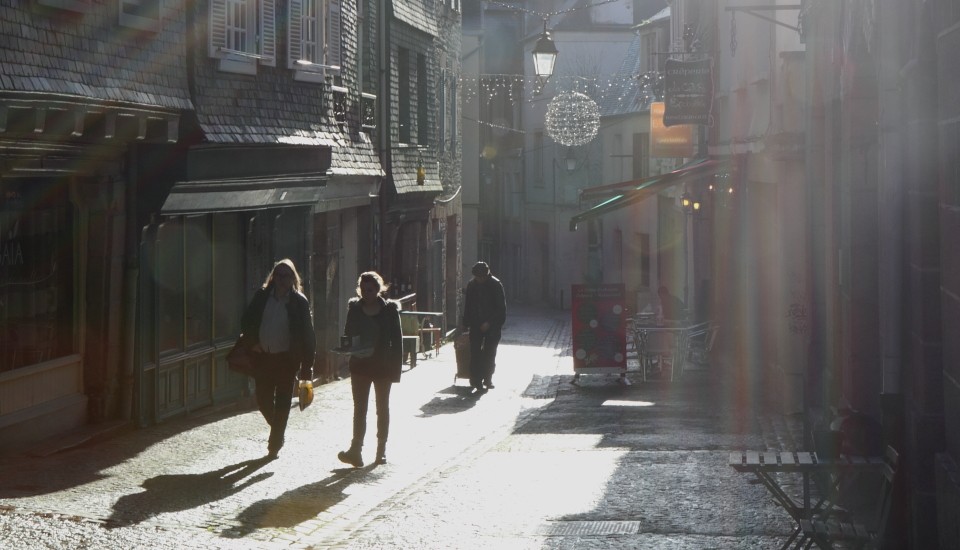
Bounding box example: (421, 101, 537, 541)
(571, 284, 627, 372)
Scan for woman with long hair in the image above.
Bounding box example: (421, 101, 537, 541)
(240, 259, 316, 459)
(338, 271, 403, 467)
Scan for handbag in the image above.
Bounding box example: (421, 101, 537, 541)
(226, 334, 257, 376)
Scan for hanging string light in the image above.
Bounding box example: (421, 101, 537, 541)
(545, 91, 600, 146)
(460, 73, 642, 108)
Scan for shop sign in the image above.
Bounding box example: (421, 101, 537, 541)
(572, 284, 626, 371)
(663, 57, 713, 126)
(650, 102, 694, 158)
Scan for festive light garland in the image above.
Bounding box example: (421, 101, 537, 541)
(545, 91, 600, 146)
(459, 73, 657, 108)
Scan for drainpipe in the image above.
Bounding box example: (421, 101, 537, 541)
(377, 0, 391, 272)
(118, 156, 139, 421)
(877, 0, 902, 397)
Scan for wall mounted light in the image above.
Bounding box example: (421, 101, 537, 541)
(565, 148, 577, 172)
(416, 157, 426, 186)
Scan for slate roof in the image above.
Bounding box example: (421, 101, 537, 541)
(0, 1, 191, 111)
(392, 147, 442, 195)
(392, 0, 438, 36)
(598, 5, 670, 118)
(598, 33, 646, 118)
(330, 132, 386, 177)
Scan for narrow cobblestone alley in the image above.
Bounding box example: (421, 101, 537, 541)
(1, 307, 802, 549)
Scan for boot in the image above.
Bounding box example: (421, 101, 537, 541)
(338, 445, 364, 468)
(375, 440, 387, 465)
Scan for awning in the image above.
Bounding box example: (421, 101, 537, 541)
(569, 158, 725, 231)
(162, 185, 320, 214)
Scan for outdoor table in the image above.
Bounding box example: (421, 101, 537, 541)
(631, 320, 700, 380)
(729, 450, 886, 549)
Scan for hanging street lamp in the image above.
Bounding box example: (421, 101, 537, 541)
(532, 19, 558, 81)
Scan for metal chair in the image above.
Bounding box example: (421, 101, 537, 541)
(638, 328, 682, 381)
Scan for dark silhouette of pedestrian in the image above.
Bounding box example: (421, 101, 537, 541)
(240, 259, 316, 459)
(658, 285, 686, 321)
(337, 271, 403, 467)
(461, 261, 506, 393)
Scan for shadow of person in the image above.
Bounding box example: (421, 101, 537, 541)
(221, 469, 362, 538)
(105, 457, 273, 527)
(417, 385, 481, 417)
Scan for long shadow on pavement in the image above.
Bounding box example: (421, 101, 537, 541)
(221, 468, 373, 538)
(105, 456, 274, 527)
(0, 404, 259, 498)
(418, 385, 483, 417)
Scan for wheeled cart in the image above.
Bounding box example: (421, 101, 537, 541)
(453, 332, 471, 384)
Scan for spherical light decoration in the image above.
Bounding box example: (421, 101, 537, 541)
(545, 91, 600, 146)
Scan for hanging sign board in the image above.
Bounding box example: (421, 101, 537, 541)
(650, 102, 694, 158)
(663, 57, 714, 127)
(571, 284, 627, 372)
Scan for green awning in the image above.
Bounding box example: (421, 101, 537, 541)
(569, 158, 724, 231)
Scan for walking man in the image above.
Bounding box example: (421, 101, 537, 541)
(462, 261, 506, 393)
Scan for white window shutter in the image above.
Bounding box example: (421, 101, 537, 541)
(326, 0, 341, 69)
(209, 0, 227, 57)
(260, 0, 277, 66)
(288, 0, 303, 69)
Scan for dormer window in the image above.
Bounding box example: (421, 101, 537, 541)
(119, 0, 161, 32)
(289, 0, 342, 83)
(209, 0, 277, 75)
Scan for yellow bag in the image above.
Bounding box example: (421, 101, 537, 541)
(298, 380, 314, 411)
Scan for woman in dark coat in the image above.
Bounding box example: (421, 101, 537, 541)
(240, 259, 315, 459)
(338, 271, 403, 467)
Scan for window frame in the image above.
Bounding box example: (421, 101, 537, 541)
(118, 0, 162, 32)
(398, 48, 411, 144)
(209, 0, 277, 75)
(36, 0, 92, 13)
(288, 0, 341, 83)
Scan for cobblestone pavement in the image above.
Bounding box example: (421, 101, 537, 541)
(0, 306, 803, 549)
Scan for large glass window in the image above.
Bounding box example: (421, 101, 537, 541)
(184, 216, 213, 348)
(157, 218, 184, 354)
(156, 213, 247, 355)
(214, 214, 244, 339)
(0, 179, 74, 372)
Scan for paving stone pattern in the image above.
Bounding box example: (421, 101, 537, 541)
(0, 306, 803, 549)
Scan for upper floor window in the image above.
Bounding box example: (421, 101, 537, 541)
(289, 0, 342, 83)
(209, 0, 277, 75)
(643, 31, 659, 73)
(398, 48, 411, 143)
(118, 0, 161, 32)
(417, 54, 428, 145)
(36, 0, 91, 14)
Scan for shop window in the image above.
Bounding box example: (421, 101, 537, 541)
(155, 213, 247, 355)
(213, 214, 244, 340)
(157, 218, 184, 354)
(184, 216, 212, 348)
(0, 179, 74, 373)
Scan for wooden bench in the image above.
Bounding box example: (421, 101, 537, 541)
(729, 450, 887, 550)
(797, 445, 899, 550)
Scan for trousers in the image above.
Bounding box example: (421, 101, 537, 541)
(350, 374, 393, 448)
(254, 351, 297, 449)
(469, 327, 501, 387)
